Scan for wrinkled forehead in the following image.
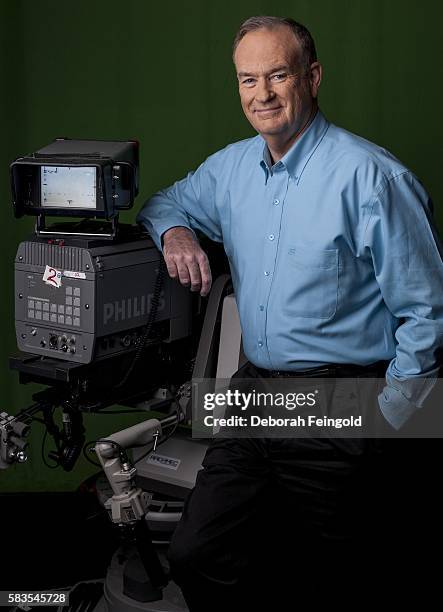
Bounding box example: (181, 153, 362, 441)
(234, 27, 302, 72)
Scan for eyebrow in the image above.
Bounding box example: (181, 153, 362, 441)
(237, 65, 291, 78)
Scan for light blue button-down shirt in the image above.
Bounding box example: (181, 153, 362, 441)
(137, 110, 443, 429)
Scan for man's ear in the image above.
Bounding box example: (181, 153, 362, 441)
(309, 62, 322, 99)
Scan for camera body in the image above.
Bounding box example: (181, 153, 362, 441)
(15, 232, 192, 364)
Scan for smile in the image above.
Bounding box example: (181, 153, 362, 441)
(254, 107, 282, 114)
(254, 107, 283, 118)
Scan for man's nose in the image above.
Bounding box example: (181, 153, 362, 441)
(255, 78, 275, 103)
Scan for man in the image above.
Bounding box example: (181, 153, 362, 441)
(137, 16, 442, 610)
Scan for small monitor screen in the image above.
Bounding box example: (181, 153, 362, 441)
(41, 166, 97, 209)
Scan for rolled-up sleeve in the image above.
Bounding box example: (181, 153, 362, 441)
(136, 158, 223, 251)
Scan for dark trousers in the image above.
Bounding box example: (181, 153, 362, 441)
(167, 362, 409, 610)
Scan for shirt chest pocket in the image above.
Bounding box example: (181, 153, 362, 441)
(283, 246, 339, 319)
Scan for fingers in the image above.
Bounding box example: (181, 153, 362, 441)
(176, 259, 192, 287)
(173, 255, 212, 296)
(165, 257, 179, 281)
(186, 260, 202, 292)
(163, 236, 212, 296)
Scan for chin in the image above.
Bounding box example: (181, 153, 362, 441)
(255, 123, 288, 137)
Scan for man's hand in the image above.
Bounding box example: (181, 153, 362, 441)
(162, 227, 212, 297)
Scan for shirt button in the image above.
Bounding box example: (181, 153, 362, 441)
(269, 234, 274, 241)
(264, 271, 270, 276)
(258, 341, 263, 347)
(273, 199, 279, 205)
(259, 305, 264, 311)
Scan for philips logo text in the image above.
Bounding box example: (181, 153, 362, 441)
(103, 292, 166, 324)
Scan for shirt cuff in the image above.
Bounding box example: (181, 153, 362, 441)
(378, 386, 419, 430)
(378, 371, 439, 430)
(136, 213, 192, 252)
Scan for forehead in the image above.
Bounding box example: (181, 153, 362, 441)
(234, 26, 302, 72)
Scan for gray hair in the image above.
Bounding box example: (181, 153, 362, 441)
(232, 16, 317, 72)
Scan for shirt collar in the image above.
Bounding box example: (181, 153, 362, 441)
(259, 109, 330, 182)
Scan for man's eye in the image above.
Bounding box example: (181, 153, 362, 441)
(271, 73, 287, 81)
(242, 78, 255, 85)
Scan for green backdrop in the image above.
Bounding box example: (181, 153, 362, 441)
(0, 0, 442, 491)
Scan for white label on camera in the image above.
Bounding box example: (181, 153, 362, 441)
(63, 270, 86, 279)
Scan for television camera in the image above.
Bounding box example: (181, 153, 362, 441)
(2, 139, 242, 611)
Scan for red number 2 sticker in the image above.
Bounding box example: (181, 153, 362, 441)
(47, 268, 57, 284)
(43, 265, 62, 288)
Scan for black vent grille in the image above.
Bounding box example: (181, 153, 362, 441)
(23, 242, 84, 270)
